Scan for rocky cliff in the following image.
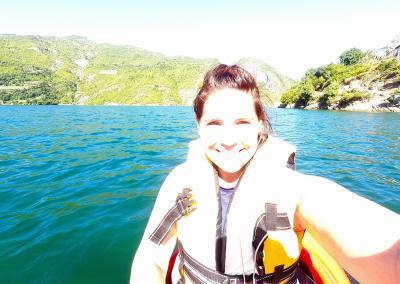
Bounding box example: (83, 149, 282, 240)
(280, 35, 400, 112)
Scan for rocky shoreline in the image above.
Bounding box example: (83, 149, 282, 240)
(278, 78, 400, 112)
(278, 98, 400, 112)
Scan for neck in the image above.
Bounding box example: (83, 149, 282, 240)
(217, 167, 243, 188)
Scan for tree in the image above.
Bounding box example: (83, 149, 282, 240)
(339, 48, 365, 65)
(318, 81, 340, 108)
(280, 86, 299, 105)
(295, 80, 314, 107)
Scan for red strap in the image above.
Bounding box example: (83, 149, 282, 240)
(299, 248, 323, 284)
(165, 249, 179, 284)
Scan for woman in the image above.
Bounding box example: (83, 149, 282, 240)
(130, 64, 399, 283)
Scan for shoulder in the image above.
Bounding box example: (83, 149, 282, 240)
(260, 168, 343, 206)
(255, 135, 296, 168)
(263, 135, 296, 154)
(288, 171, 338, 189)
(293, 173, 347, 200)
(162, 162, 192, 187)
(280, 170, 346, 202)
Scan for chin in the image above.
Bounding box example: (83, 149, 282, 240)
(213, 160, 246, 174)
(219, 166, 244, 174)
(207, 149, 253, 170)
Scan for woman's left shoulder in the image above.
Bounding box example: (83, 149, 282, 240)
(256, 135, 296, 168)
(274, 168, 339, 189)
(266, 169, 344, 206)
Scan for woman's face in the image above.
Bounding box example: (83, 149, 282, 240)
(197, 88, 262, 174)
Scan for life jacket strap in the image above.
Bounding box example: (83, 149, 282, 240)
(149, 188, 195, 245)
(252, 203, 292, 279)
(253, 203, 292, 248)
(178, 240, 299, 284)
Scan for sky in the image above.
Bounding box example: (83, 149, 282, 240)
(1, 0, 399, 79)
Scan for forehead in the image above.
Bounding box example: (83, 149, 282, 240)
(202, 88, 256, 119)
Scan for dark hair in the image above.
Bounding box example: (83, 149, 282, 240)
(193, 64, 271, 142)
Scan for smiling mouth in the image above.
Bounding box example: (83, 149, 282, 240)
(215, 148, 246, 153)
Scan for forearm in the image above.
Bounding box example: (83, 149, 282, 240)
(348, 241, 399, 284)
(130, 225, 177, 283)
(300, 209, 399, 283)
(297, 176, 400, 283)
(130, 241, 166, 283)
(129, 166, 182, 282)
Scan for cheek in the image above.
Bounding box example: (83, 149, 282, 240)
(241, 128, 259, 140)
(198, 127, 219, 143)
(236, 126, 260, 143)
(199, 126, 259, 147)
(197, 130, 211, 153)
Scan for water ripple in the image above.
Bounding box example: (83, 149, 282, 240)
(0, 106, 398, 284)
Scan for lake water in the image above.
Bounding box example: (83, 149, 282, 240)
(0, 106, 399, 284)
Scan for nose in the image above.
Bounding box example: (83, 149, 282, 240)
(218, 125, 238, 151)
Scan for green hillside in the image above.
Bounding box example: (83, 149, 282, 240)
(0, 35, 293, 105)
(280, 47, 400, 111)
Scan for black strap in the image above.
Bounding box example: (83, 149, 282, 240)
(216, 236, 227, 273)
(253, 203, 291, 249)
(178, 240, 299, 283)
(178, 240, 228, 283)
(272, 265, 284, 284)
(252, 203, 292, 276)
(257, 261, 298, 283)
(149, 188, 195, 245)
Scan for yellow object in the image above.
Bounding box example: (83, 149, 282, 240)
(263, 231, 304, 274)
(302, 232, 351, 284)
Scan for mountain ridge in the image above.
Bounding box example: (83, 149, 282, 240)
(0, 34, 294, 105)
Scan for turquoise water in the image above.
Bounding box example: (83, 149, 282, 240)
(0, 106, 399, 284)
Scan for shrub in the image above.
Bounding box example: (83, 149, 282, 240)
(318, 81, 340, 107)
(338, 91, 364, 107)
(339, 48, 365, 65)
(314, 66, 332, 80)
(280, 86, 298, 105)
(295, 80, 314, 107)
(377, 58, 400, 79)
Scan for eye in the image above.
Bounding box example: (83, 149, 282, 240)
(237, 120, 250, 125)
(206, 120, 222, 126)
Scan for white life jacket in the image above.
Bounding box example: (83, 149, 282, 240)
(148, 136, 305, 283)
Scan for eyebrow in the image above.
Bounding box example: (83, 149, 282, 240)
(204, 117, 255, 121)
(203, 118, 222, 122)
(235, 117, 254, 121)
(203, 117, 255, 122)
